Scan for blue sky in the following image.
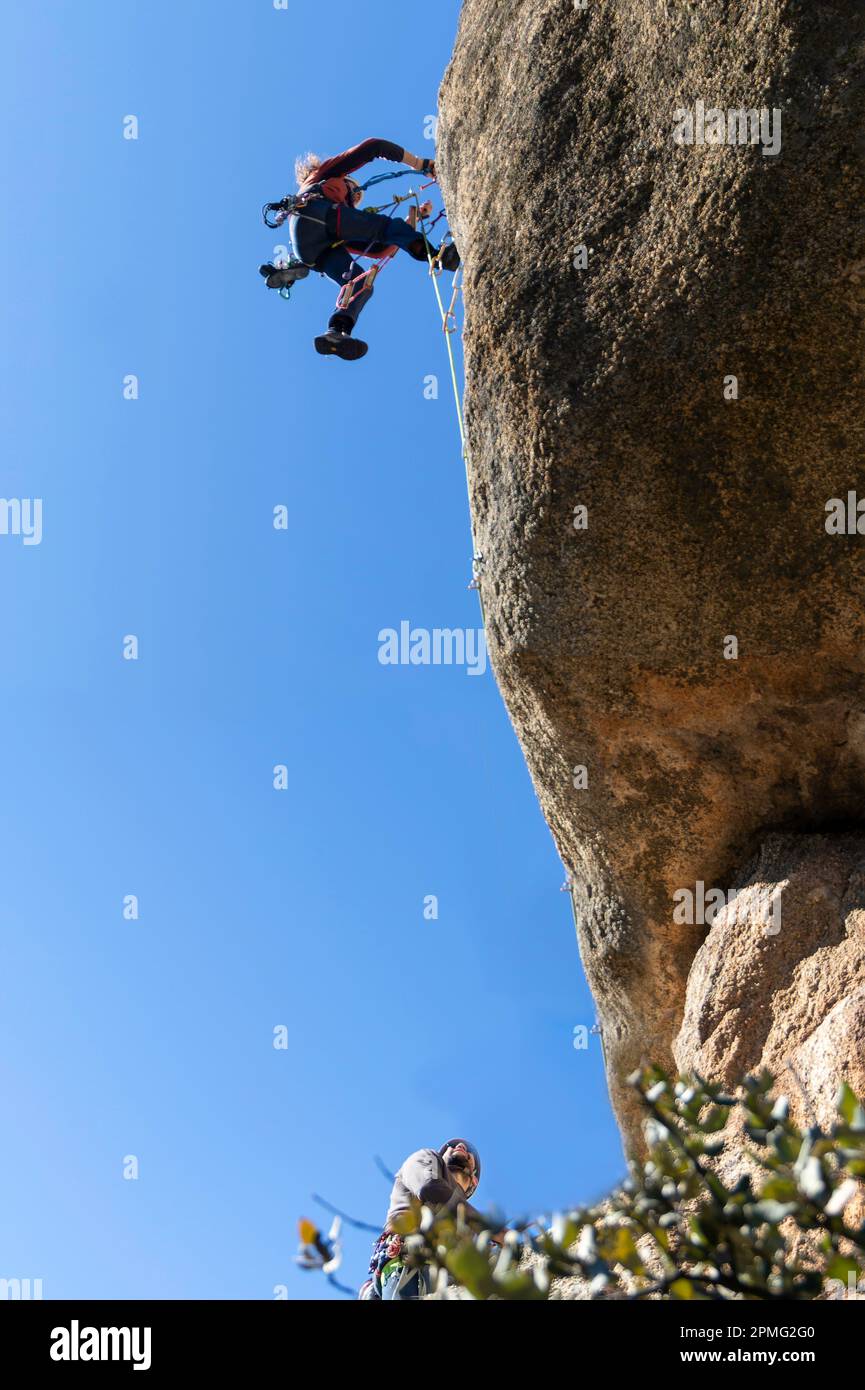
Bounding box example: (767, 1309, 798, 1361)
(0, 0, 622, 1299)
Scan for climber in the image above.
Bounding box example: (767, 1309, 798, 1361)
(359, 1139, 486, 1300)
(259, 138, 460, 361)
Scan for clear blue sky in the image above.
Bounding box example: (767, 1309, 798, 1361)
(0, 0, 622, 1299)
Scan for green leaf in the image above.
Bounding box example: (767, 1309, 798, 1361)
(825, 1255, 860, 1287)
(446, 1242, 494, 1298)
(391, 1207, 421, 1236)
(669, 1277, 695, 1299)
(759, 1177, 797, 1202)
(835, 1083, 865, 1133)
(493, 1269, 546, 1300)
(702, 1106, 729, 1133)
(601, 1225, 644, 1273)
(550, 1214, 578, 1249)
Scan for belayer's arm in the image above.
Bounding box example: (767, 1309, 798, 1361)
(316, 138, 433, 180)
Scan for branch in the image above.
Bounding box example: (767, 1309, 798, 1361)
(311, 1193, 381, 1234)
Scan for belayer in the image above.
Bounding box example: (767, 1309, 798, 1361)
(259, 138, 460, 361)
(359, 1138, 496, 1300)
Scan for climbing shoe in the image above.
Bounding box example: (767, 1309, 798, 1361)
(314, 328, 368, 361)
(406, 238, 461, 271)
(259, 261, 310, 290)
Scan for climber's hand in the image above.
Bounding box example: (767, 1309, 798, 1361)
(418, 200, 433, 218)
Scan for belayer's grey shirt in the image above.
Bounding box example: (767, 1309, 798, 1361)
(385, 1148, 481, 1230)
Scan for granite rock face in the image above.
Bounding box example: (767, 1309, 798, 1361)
(674, 833, 865, 1128)
(439, 0, 865, 1151)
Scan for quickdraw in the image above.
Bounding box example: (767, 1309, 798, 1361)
(410, 195, 483, 615)
(333, 179, 438, 311)
(335, 247, 397, 311)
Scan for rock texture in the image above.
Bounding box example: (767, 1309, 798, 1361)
(439, 0, 865, 1152)
(674, 833, 865, 1127)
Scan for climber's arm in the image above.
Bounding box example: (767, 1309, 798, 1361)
(317, 139, 434, 180)
(402, 151, 435, 176)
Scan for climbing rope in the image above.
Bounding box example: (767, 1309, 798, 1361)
(264, 173, 485, 618)
(561, 875, 581, 937)
(411, 189, 486, 623)
(560, 874, 609, 1072)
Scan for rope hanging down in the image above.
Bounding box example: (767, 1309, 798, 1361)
(264, 174, 485, 617)
(411, 190, 485, 622)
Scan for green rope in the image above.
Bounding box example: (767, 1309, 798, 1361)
(412, 191, 486, 627)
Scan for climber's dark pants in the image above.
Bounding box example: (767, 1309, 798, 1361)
(290, 198, 421, 332)
(316, 244, 379, 330)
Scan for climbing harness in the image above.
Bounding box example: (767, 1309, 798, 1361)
(365, 1230, 433, 1300)
(261, 169, 414, 230)
(262, 172, 423, 308)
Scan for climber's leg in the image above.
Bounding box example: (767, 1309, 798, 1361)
(332, 202, 460, 270)
(331, 202, 422, 254)
(317, 245, 374, 328)
(403, 234, 460, 270)
(313, 245, 370, 360)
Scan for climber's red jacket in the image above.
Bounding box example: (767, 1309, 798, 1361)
(300, 138, 405, 206)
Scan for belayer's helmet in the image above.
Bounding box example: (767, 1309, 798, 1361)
(439, 1139, 481, 1198)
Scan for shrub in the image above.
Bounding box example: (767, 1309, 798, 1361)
(298, 1069, 865, 1300)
